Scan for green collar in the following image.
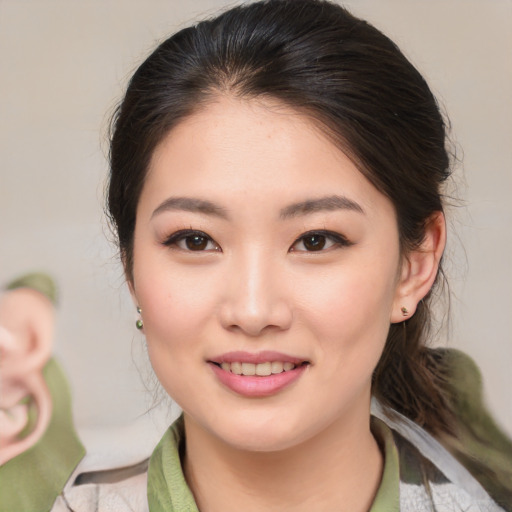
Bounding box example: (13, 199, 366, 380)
(148, 416, 198, 511)
(369, 416, 400, 511)
(0, 359, 85, 512)
(148, 415, 400, 512)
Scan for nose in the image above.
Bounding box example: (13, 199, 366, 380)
(218, 250, 293, 337)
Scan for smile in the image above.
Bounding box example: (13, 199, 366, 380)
(208, 352, 310, 397)
(218, 361, 298, 376)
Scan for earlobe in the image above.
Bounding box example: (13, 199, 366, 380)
(391, 212, 446, 323)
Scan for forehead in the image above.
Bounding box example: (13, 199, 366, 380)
(143, 95, 394, 219)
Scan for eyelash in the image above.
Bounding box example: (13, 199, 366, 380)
(163, 229, 352, 253)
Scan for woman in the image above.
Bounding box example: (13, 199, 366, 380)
(104, 0, 508, 509)
(1, 0, 510, 510)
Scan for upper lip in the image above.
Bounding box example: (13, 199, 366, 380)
(208, 351, 309, 365)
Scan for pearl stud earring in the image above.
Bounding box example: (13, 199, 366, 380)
(136, 306, 143, 330)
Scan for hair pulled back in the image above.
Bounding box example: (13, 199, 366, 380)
(108, 0, 454, 435)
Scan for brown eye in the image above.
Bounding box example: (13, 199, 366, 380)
(185, 234, 209, 250)
(302, 234, 326, 251)
(290, 230, 352, 252)
(163, 230, 220, 251)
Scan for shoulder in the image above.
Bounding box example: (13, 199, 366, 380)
(48, 415, 174, 512)
(400, 483, 503, 512)
(51, 456, 150, 512)
(393, 427, 504, 512)
(433, 348, 512, 509)
(373, 398, 506, 511)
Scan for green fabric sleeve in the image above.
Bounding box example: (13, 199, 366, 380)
(438, 348, 512, 511)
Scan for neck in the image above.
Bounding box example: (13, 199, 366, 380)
(183, 401, 383, 512)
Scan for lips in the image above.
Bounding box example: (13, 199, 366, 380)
(208, 351, 310, 397)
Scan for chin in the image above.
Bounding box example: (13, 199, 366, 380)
(205, 409, 316, 453)
(223, 430, 304, 453)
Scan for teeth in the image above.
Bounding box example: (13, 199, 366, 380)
(256, 362, 272, 376)
(231, 362, 243, 375)
(271, 361, 284, 374)
(219, 361, 299, 376)
(241, 362, 256, 375)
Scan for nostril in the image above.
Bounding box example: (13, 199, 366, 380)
(217, 291, 293, 336)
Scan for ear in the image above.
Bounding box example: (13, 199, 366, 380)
(0, 288, 54, 464)
(391, 212, 446, 323)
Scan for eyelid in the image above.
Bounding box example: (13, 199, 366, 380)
(289, 229, 353, 252)
(162, 229, 221, 251)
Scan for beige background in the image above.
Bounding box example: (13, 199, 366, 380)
(1, 0, 511, 444)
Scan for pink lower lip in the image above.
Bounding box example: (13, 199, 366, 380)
(209, 362, 308, 397)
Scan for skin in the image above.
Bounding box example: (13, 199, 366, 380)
(130, 95, 445, 511)
(0, 288, 54, 464)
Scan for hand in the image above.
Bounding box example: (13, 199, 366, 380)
(0, 288, 55, 465)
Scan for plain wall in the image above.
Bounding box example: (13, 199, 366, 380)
(1, 0, 511, 441)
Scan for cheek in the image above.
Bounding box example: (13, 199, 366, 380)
(295, 263, 397, 332)
(293, 258, 398, 381)
(137, 269, 220, 341)
(134, 269, 219, 403)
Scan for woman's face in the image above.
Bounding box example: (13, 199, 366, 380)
(132, 96, 404, 451)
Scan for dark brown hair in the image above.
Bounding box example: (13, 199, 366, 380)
(108, 0, 454, 435)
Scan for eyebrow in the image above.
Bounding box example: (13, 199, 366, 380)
(151, 197, 229, 219)
(151, 194, 364, 220)
(279, 195, 365, 219)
